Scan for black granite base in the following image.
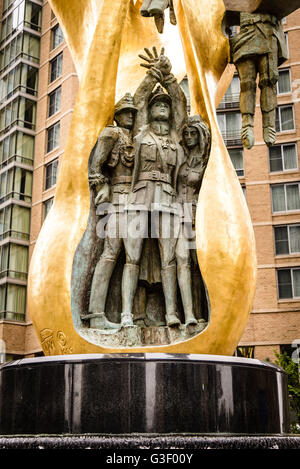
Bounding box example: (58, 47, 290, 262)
(0, 354, 290, 435)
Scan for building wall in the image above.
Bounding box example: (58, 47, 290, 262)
(1, 2, 300, 362)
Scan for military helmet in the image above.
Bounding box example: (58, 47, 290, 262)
(148, 85, 172, 107)
(114, 93, 138, 116)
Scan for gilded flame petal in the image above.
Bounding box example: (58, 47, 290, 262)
(28, 0, 257, 356)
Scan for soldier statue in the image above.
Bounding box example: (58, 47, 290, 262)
(176, 115, 211, 326)
(121, 48, 187, 329)
(140, 0, 176, 33)
(230, 12, 288, 149)
(87, 93, 138, 329)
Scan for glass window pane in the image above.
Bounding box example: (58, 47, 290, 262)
(11, 205, 30, 239)
(280, 106, 294, 131)
(271, 185, 286, 212)
(278, 70, 291, 94)
(8, 243, 28, 279)
(52, 24, 63, 50)
(286, 184, 300, 211)
(277, 269, 293, 299)
(228, 148, 244, 176)
(289, 225, 300, 253)
(274, 226, 289, 255)
(293, 269, 300, 297)
(6, 284, 26, 315)
(269, 146, 283, 172)
(283, 144, 297, 170)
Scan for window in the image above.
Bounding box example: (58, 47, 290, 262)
(0, 131, 34, 168)
(269, 143, 298, 172)
(235, 346, 255, 358)
(0, 167, 33, 204)
(271, 183, 300, 213)
(219, 75, 240, 108)
(0, 32, 40, 72)
(277, 69, 291, 95)
(0, 283, 26, 321)
(274, 225, 300, 255)
(284, 33, 289, 59)
(0, 1, 42, 42)
(45, 159, 58, 189)
(0, 63, 39, 101)
(44, 197, 54, 220)
(277, 268, 300, 299)
(217, 112, 242, 144)
(47, 122, 60, 153)
(50, 52, 63, 83)
(0, 204, 31, 241)
(0, 243, 28, 280)
(51, 24, 63, 50)
(275, 105, 295, 132)
(48, 86, 61, 117)
(0, 97, 37, 134)
(228, 148, 244, 177)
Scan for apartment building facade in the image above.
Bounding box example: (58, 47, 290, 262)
(0, 1, 300, 362)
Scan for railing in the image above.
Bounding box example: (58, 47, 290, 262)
(0, 118, 36, 136)
(218, 92, 240, 110)
(220, 129, 242, 146)
(0, 154, 33, 169)
(0, 51, 40, 75)
(0, 21, 42, 47)
(0, 191, 32, 205)
(0, 84, 38, 104)
(0, 230, 30, 242)
(0, 311, 26, 322)
(0, 269, 28, 281)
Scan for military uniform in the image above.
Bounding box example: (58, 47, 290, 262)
(230, 13, 288, 148)
(88, 94, 137, 329)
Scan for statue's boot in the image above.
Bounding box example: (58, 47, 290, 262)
(148, 0, 169, 16)
(121, 264, 140, 327)
(262, 110, 276, 147)
(89, 258, 120, 329)
(161, 265, 181, 327)
(177, 264, 197, 326)
(241, 114, 255, 150)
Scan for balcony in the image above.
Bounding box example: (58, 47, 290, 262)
(220, 129, 242, 147)
(218, 92, 240, 110)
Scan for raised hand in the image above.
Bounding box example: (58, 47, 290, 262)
(139, 47, 172, 82)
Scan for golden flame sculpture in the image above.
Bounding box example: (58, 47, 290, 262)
(28, 0, 257, 356)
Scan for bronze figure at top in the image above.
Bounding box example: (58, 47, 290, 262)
(230, 12, 288, 149)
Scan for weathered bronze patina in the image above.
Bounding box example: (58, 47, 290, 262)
(73, 49, 210, 347)
(230, 12, 288, 149)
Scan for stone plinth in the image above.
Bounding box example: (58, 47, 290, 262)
(0, 354, 290, 435)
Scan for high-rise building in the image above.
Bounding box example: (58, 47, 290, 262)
(0, 2, 300, 362)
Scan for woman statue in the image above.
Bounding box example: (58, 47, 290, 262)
(176, 115, 211, 326)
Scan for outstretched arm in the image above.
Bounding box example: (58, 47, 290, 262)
(154, 53, 187, 133)
(133, 47, 163, 135)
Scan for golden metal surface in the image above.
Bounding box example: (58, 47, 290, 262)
(28, 0, 257, 356)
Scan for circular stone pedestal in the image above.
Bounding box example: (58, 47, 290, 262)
(0, 354, 290, 435)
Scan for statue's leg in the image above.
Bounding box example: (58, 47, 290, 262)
(236, 58, 257, 149)
(158, 212, 181, 327)
(175, 228, 197, 326)
(89, 215, 123, 329)
(258, 53, 278, 147)
(121, 211, 147, 327)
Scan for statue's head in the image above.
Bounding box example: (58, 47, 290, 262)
(114, 93, 137, 129)
(182, 125, 199, 149)
(181, 115, 211, 159)
(148, 86, 172, 122)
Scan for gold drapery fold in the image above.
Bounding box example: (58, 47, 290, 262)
(28, 0, 257, 356)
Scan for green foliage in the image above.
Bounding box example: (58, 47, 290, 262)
(274, 351, 300, 433)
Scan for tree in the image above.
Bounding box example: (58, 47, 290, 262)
(274, 351, 300, 433)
